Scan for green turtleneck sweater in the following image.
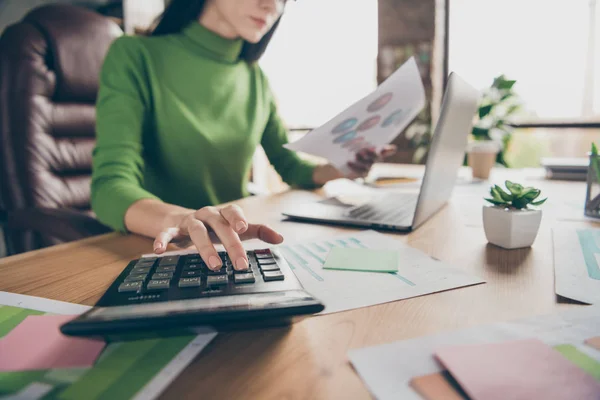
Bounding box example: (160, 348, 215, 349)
(92, 23, 316, 232)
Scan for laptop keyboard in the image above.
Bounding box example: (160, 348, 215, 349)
(346, 193, 418, 224)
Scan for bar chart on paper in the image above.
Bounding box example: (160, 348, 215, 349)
(275, 230, 485, 314)
(553, 228, 600, 304)
(0, 293, 217, 400)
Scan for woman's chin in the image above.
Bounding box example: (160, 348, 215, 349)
(240, 30, 267, 44)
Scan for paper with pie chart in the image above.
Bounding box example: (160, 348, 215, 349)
(284, 57, 426, 174)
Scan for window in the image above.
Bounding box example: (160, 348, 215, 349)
(260, 0, 379, 129)
(448, 0, 600, 124)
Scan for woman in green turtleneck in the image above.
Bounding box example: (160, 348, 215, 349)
(92, 0, 395, 272)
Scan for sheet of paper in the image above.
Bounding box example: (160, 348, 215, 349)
(284, 57, 426, 174)
(277, 230, 484, 314)
(552, 229, 600, 304)
(586, 336, 600, 351)
(0, 292, 217, 400)
(554, 344, 600, 381)
(323, 247, 398, 273)
(0, 315, 106, 371)
(435, 338, 600, 400)
(409, 372, 468, 400)
(348, 305, 600, 400)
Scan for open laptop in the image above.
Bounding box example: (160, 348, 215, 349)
(282, 72, 480, 232)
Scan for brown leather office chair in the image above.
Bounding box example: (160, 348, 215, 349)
(0, 4, 121, 255)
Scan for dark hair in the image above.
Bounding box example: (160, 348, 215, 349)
(151, 0, 282, 63)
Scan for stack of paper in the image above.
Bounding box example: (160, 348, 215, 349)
(0, 292, 217, 400)
(348, 305, 600, 399)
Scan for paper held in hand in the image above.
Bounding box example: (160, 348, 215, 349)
(284, 57, 426, 175)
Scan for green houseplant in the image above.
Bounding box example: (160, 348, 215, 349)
(585, 143, 600, 218)
(482, 181, 546, 249)
(470, 75, 522, 167)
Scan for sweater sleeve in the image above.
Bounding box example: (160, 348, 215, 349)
(91, 37, 159, 232)
(259, 81, 319, 189)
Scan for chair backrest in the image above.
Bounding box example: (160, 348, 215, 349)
(0, 4, 122, 213)
(0, 4, 122, 251)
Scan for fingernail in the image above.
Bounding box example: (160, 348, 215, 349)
(235, 257, 248, 271)
(209, 256, 222, 270)
(278, 233, 284, 242)
(236, 221, 247, 233)
(154, 242, 162, 252)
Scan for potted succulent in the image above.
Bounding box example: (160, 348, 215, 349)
(467, 75, 522, 179)
(483, 181, 547, 249)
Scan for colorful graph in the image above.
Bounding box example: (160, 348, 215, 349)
(341, 137, 365, 149)
(367, 92, 393, 112)
(279, 237, 415, 286)
(382, 109, 405, 128)
(333, 130, 357, 144)
(332, 118, 357, 134)
(576, 229, 600, 279)
(357, 115, 381, 132)
(0, 305, 199, 400)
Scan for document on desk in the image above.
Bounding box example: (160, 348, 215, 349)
(348, 305, 600, 400)
(277, 230, 485, 314)
(552, 228, 600, 304)
(0, 291, 217, 400)
(284, 57, 426, 175)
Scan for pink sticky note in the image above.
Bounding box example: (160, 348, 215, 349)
(0, 315, 105, 371)
(435, 338, 600, 400)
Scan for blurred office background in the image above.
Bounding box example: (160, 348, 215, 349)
(0, 0, 598, 257)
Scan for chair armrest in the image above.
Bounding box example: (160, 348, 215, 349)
(5, 208, 111, 243)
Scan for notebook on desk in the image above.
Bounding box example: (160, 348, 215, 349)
(541, 157, 589, 181)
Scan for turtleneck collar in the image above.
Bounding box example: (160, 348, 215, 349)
(181, 22, 243, 63)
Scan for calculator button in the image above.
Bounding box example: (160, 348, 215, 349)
(185, 256, 202, 264)
(263, 271, 284, 281)
(118, 281, 142, 292)
(255, 252, 273, 259)
(152, 272, 173, 280)
(159, 256, 179, 266)
(182, 270, 202, 278)
(233, 267, 253, 274)
(254, 249, 271, 254)
(131, 266, 151, 274)
(206, 275, 228, 286)
(147, 279, 171, 290)
(124, 273, 147, 282)
(156, 266, 176, 273)
(234, 273, 255, 284)
(135, 259, 155, 268)
(184, 263, 203, 271)
(207, 268, 227, 276)
(258, 258, 276, 265)
(178, 277, 202, 287)
(260, 264, 280, 272)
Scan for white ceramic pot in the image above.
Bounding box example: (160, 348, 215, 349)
(482, 205, 542, 249)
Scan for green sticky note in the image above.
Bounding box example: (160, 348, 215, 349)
(554, 344, 600, 381)
(323, 248, 398, 273)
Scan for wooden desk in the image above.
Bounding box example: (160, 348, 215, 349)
(0, 166, 596, 399)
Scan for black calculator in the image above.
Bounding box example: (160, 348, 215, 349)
(60, 248, 324, 339)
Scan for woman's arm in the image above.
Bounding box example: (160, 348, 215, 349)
(94, 38, 282, 271)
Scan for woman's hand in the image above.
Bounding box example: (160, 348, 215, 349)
(312, 145, 397, 185)
(153, 205, 284, 271)
(346, 145, 397, 179)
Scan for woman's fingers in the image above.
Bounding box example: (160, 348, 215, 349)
(185, 218, 223, 271)
(198, 209, 248, 271)
(240, 224, 284, 243)
(380, 144, 397, 158)
(219, 204, 248, 234)
(153, 227, 181, 254)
